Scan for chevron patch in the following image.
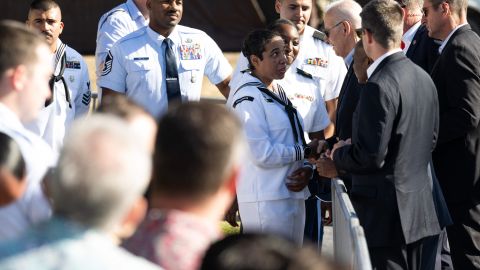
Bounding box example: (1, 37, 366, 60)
(82, 91, 91, 106)
(101, 51, 113, 76)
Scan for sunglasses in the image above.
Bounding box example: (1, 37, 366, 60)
(324, 21, 344, 37)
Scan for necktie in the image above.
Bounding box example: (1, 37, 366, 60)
(164, 38, 181, 103)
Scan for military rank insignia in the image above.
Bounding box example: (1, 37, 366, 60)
(101, 51, 113, 76)
(305, 57, 328, 67)
(180, 43, 202, 60)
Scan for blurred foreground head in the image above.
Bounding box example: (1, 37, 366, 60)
(47, 115, 151, 233)
(201, 233, 342, 270)
(151, 102, 245, 209)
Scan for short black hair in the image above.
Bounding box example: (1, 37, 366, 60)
(242, 29, 281, 71)
(29, 0, 60, 11)
(0, 132, 26, 180)
(267, 18, 297, 33)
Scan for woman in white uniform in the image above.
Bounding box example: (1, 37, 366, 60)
(229, 29, 316, 245)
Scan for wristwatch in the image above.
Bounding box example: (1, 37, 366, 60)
(303, 145, 312, 158)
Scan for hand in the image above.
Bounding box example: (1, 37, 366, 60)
(224, 197, 239, 227)
(306, 139, 319, 160)
(321, 201, 333, 225)
(330, 139, 351, 158)
(315, 157, 338, 178)
(286, 166, 313, 192)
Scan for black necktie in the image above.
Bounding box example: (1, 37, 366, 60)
(164, 38, 181, 103)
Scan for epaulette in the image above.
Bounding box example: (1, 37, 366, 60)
(313, 30, 327, 42)
(99, 8, 128, 29)
(233, 96, 254, 108)
(296, 68, 313, 79)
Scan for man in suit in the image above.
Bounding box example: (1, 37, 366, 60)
(397, 0, 440, 72)
(319, 0, 446, 268)
(424, 0, 480, 267)
(323, 0, 363, 143)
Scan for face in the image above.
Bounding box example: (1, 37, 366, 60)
(277, 24, 300, 65)
(251, 36, 288, 83)
(353, 46, 371, 84)
(324, 13, 348, 57)
(275, 0, 312, 34)
(19, 45, 53, 122)
(147, 0, 183, 36)
(26, 8, 63, 50)
(422, 0, 447, 39)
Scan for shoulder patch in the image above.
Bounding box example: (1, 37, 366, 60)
(233, 96, 254, 108)
(101, 51, 113, 76)
(296, 68, 313, 79)
(82, 90, 92, 106)
(313, 30, 327, 42)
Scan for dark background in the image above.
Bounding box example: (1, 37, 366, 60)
(5, 0, 479, 54)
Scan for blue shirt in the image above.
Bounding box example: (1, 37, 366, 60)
(0, 218, 161, 270)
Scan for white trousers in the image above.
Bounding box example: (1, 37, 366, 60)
(239, 199, 305, 245)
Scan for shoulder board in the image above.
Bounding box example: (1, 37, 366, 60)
(99, 7, 128, 29)
(296, 68, 313, 79)
(313, 30, 327, 42)
(233, 96, 254, 108)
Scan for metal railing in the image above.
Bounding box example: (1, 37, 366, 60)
(332, 178, 372, 270)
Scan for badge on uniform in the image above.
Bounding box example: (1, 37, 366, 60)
(305, 57, 328, 68)
(69, 75, 75, 83)
(101, 51, 113, 76)
(66, 60, 81, 69)
(180, 43, 202, 60)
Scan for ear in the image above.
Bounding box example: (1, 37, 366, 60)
(116, 197, 148, 239)
(441, 2, 450, 15)
(59, 21, 64, 35)
(275, 0, 282, 14)
(366, 30, 374, 45)
(343, 21, 352, 36)
(10, 65, 28, 93)
(146, 0, 152, 11)
(250, 55, 261, 69)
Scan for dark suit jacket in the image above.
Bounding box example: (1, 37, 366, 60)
(335, 63, 362, 141)
(406, 24, 440, 73)
(430, 25, 480, 209)
(333, 52, 443, 247)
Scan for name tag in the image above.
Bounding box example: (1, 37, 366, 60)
(66, 61, 81, 69)
(133, 57, 149, 61)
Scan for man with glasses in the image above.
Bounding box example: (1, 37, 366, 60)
(423, 0, 480, 267)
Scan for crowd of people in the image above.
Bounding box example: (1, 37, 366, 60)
(0, 0, 479, 269)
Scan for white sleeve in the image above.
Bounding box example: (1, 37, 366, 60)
(74, 57, 92, 117)
(203, 34, 232, 84)
(232, 93, 304, 168)
(324, 49, 347, 101)
(95, 12, 132, 71)
(229, 52, 249, 92)
(96, 45, 127, 93)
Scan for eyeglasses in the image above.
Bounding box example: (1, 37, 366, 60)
(324, 21, 345, 37)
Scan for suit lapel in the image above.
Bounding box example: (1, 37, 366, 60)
(406, 25, 424, 59)
(335, 64, 355, 136)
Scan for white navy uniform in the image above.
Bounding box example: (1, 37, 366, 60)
(229, 73, 310, 244)
(0, 104, 56, 241)
(25, 41, 91, 154)
(98, 25, 232, 118)
(230, 25, 346, 120)
(95, 0, 148, 74)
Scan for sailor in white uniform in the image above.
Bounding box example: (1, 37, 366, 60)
(26, 1, 91, 154)
(230, 30, 315, 245)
